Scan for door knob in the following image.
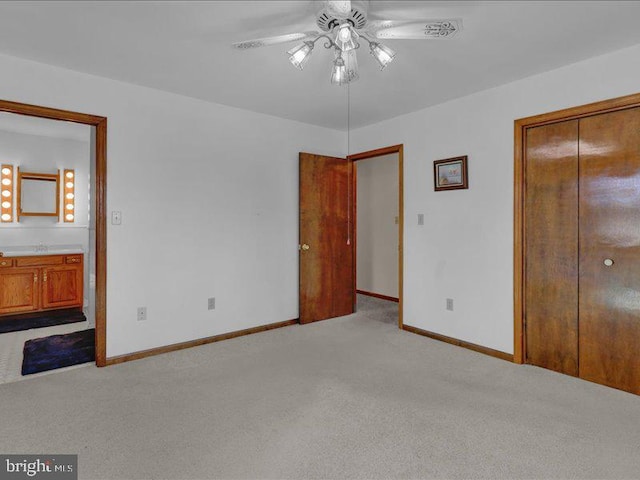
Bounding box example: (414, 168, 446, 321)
(301, 244, 310, 251)
(603, 258, 614, 267)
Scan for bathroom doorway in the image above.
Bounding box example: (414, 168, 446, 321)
(0, 100, 106, 382)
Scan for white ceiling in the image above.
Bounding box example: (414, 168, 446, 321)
(0, 1, 640, 130)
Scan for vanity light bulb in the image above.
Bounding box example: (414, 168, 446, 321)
(1, 201, 10, 209)
(1, 167, 10, 175)
(66, 204, 74, 210)
(1, 190, 10, 198)
(1, 213, 11, 221)
(65, 171, 74, 179)
(66, 182, 74, 189)
(66, 193, 74, 199)
(1, 178, 10, 186)
(66, 213, 74, 221)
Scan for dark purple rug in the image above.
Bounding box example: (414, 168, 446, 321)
(22, 328, 95, 375)
(0, 309, 85, 334)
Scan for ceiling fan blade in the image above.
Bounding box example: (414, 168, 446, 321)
(233, 31, 320, 50)
(367, 19, 462, 40)
(324, 0, 352, 20)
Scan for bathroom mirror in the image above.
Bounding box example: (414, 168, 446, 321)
(17, 168, 60, 220)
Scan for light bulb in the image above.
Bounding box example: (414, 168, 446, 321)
(66, 181, 74, 188)
(65, 171, 74, 178)
(66, 193, 75, 199)
(1, 213, 11, 221)
(1, 190, 10, 198)
(287, 42, 314, 70)
(66, 204, 74, 210)
(1, 201, 10, 209)
(66, 213, 74, 221)
(1, 167, 10, 175)
(1, 178, 10, 186)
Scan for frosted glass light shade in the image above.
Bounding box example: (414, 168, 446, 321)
(66, 213, 74, 221)
(331, 56, 347, 86)
(287, 42, 314, 70)
(1, 213, 10, 221)
(1, 178, 10, 186)
(370, 42, 396, 70)
(335, 23, 358, 52)
(1, 190, 9, 198)
(343, 49, 359, 83)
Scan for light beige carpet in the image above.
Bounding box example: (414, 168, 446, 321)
(0, 295, 638, 479)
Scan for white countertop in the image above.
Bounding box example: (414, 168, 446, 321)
(0, 244, 84, 257)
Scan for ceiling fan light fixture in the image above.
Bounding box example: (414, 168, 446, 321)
(369, 42, 396, 70)
(331, 54, 348, 86)
(335, 23, 358, 52)
(287, 41, 314, 70)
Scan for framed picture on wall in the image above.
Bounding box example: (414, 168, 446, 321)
(433, 155, 468, 191)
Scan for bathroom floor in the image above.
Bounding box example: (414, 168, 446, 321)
(0, 319, 91, 384)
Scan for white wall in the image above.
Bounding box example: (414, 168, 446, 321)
(356, 153, 398, 298)
(351, 43, 640, 354)
(0, 52, 344, 358)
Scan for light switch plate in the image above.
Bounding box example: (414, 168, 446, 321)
(111, 211, 122, 225)
(418, 213, 424, 226)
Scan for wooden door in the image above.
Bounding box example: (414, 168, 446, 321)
(42, 265, 83, 310)
(578, 108, 640, 395)
(524, 120, 580, 375)
(299, 152, 354, 324)
(0, 267, 40, 314)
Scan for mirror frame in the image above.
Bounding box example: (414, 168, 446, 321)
(17, 167, 60, 220)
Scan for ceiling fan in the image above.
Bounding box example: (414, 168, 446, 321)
(232, 0, 462, 85)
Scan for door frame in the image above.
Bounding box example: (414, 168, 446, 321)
(0, 99, 108, 367)
(348, 144, 404, 328)
(513, 92, 640, 364)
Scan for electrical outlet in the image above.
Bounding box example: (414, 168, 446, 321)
(137, 306, 147, 321)
(208, 297, 215, 310)
(446, 298, 454, 311)
(418, 213, 424, 226)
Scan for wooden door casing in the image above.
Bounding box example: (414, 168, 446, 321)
(0, 267, 40, 314)
(299, 152, 354, 324)
(578, 107, 640, 395)
(524, 120, 579, 376)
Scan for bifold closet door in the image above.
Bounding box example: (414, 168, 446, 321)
(524, 120, 579, 376)
(579, 107, 640, 395)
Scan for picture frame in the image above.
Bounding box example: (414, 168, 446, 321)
(433, 155, 468, 191)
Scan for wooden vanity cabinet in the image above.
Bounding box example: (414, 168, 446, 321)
(0, 254, 83, 316)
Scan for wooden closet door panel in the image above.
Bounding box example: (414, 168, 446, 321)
(579, 108, 640, 395)
(524, 120, 579, 375)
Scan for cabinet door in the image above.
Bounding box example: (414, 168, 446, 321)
(42, 265, 83, 309)
(0, 267, 40, 314)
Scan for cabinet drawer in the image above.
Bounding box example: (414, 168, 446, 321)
(65, 255, 83, 264)
(16, 255, 64, 267)
(0, 258, 13, 268)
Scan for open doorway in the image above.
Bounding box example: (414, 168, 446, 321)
(349, 145, 403, 328)
(0, 100, 106, 382)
